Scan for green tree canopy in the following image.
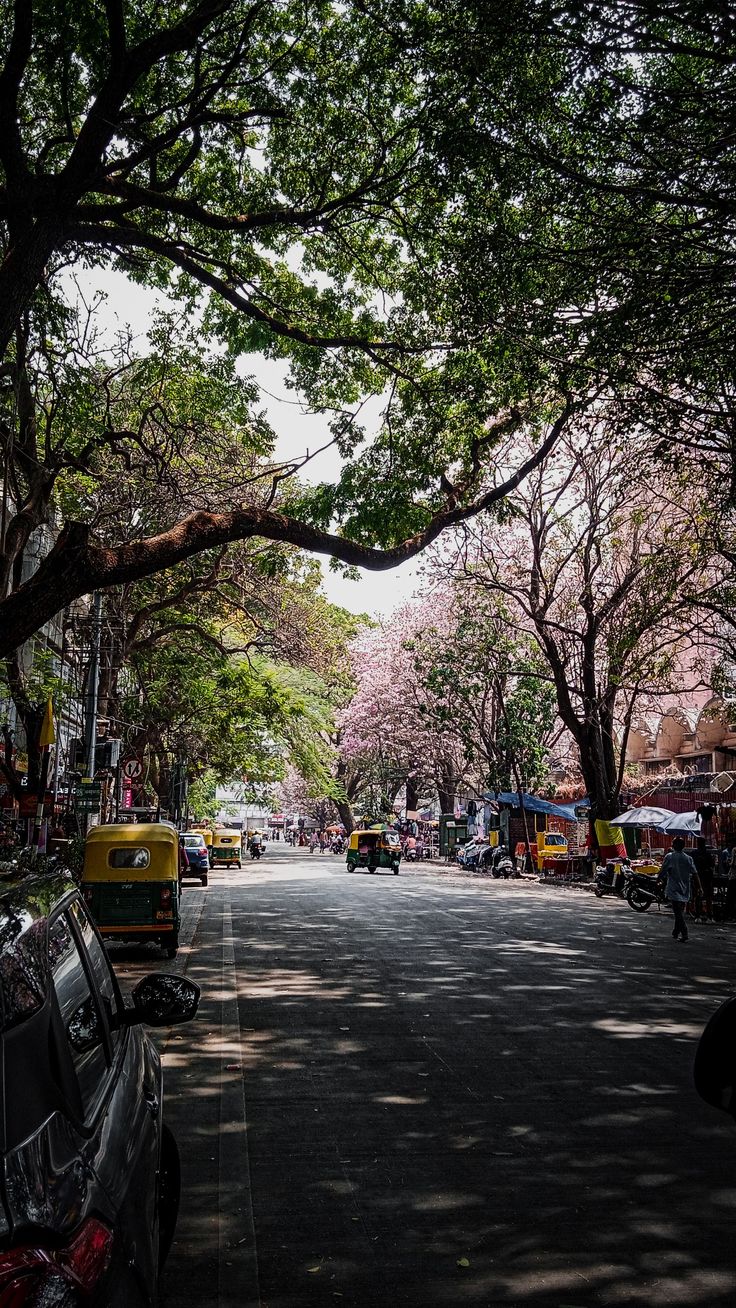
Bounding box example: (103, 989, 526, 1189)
(0, 0, 732, 660)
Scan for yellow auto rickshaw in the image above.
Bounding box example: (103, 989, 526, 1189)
(211, 827, 242, 868)
(82, 822, 181, 957)
(190, 825, 213, 860)
(346, 828, 401, 875)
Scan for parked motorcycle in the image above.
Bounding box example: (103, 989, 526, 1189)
(625, 870, 666, 912)
(594, 861, 630, 899)
(492, 856, 516, 879)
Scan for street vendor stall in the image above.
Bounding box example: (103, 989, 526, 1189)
(495, 792, 588, 877)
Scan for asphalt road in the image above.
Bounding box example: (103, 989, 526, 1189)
(110, 845, 736, 1308)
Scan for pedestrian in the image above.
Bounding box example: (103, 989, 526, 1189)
(692, 836, 715, 921)
(319, 830, 326, 853)
(660, 837, 700, 942)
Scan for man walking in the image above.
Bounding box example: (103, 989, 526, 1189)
(660, 837, 700, 942)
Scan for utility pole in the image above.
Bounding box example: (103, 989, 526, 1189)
(84, 593, 103, 780)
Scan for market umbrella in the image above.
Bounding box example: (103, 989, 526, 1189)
(657, 810, 701, 835)
(614, 806, 678, 828)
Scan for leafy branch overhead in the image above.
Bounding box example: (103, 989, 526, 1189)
(0, 0, 734, 661)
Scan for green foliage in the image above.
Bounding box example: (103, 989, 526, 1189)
(414, 597, 557, 793)
(187, 771, 219, 823)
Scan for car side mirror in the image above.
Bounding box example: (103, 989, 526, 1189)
(128, 974, 200, 1027)
(694, 997, 736, 1115)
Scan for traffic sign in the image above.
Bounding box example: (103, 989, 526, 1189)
(123, 759, 142, 779)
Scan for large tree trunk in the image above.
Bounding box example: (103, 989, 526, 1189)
(405, 771, 419, 814)
(336, 799, 356, 834)
(437, 757, 457, 815)
(577, 722, 621, 833)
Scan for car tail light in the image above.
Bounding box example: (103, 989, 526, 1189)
(0, 1217, 113, 1304)
(160, 887, 172, 907)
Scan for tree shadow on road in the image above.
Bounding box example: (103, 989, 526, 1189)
(156, 869, 736, 1308)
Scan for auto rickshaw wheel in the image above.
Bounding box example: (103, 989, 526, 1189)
(394, 867, 399, 875)
(201, 874, 208, 886)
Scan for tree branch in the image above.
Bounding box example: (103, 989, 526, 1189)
(0, 404, 575, 658)
(0, 0, 33, 189)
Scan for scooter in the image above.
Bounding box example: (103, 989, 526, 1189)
(492, 856, 516, 879)
(404, 845, 419, 863)
(625, 870, 666, 912)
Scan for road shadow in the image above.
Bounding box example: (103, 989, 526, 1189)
(157, 867, 736, 1308)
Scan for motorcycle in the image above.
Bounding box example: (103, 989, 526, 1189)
(625, 870, 666, 912)
(404, 845, 419, 863)
(250, 844, 262, 860)
(492, 855, 516, 879)
(594, 861, 630, 899)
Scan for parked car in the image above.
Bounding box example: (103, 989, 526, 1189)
(0, 869, 200, 1305)
(694, 995, 736, 1117)
(179, 832, 210, 885)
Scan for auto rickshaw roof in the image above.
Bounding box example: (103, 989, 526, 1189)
(86, 822, 178, 846)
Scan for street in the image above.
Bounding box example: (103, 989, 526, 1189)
(111, 845, 736, 1308)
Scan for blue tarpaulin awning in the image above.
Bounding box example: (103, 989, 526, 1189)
(486, 792, 590, 823)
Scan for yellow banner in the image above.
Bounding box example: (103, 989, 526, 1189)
(595, 819, 626, 859)
(38, 697, 55, 748)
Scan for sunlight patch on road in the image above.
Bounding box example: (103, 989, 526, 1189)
(374, 1093, 430, 1105)
(494, 939, 587, 957)
(594, 1017, 703, 1040)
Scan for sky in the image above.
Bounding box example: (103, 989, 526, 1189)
(73, 267, 420, 618)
